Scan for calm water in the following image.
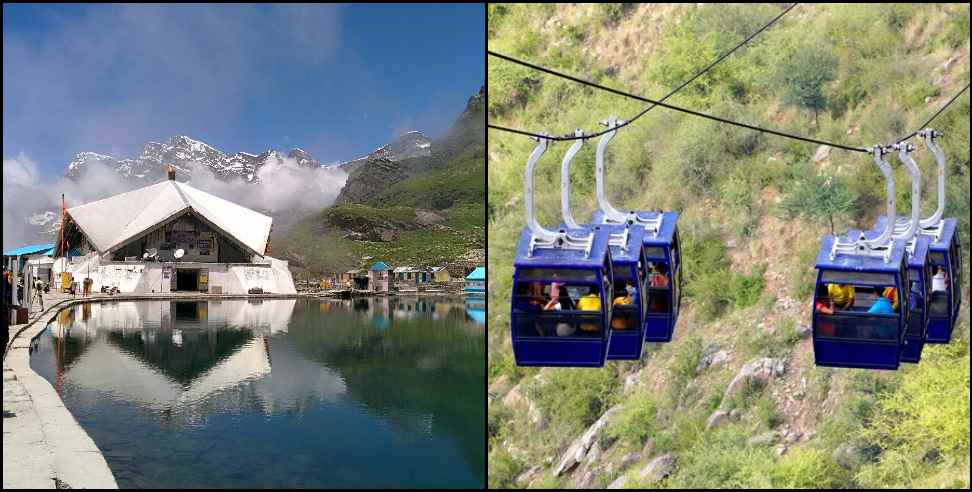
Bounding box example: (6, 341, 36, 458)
(30, 297, 485, 489)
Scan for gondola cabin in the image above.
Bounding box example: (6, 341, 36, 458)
(592, 210, 682, 342)
(901, 236, 933, 363)
(922, 218, 961, 343)
(813, 233, 910, 370)
(510, 227, 615, 367)
(595, 224, 649, 360)
(876, 216, 962, 343)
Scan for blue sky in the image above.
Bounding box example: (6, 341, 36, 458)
(3, 3, 484, 175)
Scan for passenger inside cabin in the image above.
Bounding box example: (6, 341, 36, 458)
(516, 282, 545, 313)
(543, 282, 575, 311)
(827, 284, 855, 310)
(814, 287, 836, 336)
(932, 266, 948, 293)
(867, 288, 895, 315)
(909, 280, 923, 311)
(650, 263, 669, 288)
(576, 287, 602, 333)
(882, 286, 899, 311)
(611, 282, 635, 330)
(612, 282, 634, 306)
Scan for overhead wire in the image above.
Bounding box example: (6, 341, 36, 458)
(489, 6, 969, 153)
(487, 3, 799, 142)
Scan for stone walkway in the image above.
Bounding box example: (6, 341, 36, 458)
(3, 363, 56, 489)
(3, 291, 119, 489)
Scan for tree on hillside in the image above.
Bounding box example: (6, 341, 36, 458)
(775, 45, 838, 125)
(780, 173, 857, 236)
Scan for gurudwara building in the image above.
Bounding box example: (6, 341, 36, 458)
(52, 171, 296, 295)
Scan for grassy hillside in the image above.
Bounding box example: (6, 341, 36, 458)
(275, 149, 485, 278)
(275, 89, 486, 278)
(488, 4, 969, 489)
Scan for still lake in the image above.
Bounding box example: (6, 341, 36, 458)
(30, 297, 485, 488)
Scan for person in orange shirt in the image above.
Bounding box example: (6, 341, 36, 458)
(882, 286, 899, 311)
(815, 296, 837, 337)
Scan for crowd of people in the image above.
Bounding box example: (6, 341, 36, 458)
(815, 267, 950, 317)
(515, 263, 676, 337)
(814, 267, 951, 339)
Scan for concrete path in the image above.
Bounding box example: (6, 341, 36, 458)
(4, 291, 118, 489)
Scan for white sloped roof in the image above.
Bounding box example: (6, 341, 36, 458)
(66, 180, 272, 255)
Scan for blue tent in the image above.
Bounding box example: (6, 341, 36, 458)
(464, 266, 485, 296)
(3, 243, 55, 257)
(465, 267, 485, 281)
(370, 262, 390, 272)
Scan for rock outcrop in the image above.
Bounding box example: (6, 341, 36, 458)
(554, 406, 622, 477)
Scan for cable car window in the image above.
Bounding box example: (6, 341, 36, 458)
(610, 282, 638, 331)
(513, 282, 605, 312)
(815, 284, 901, 314)
(513, 312, 605, 338)
(613, 265, 637, 282)
(814, 314, 900, 341)
(929, 252, 946, 266)
(644, 246, 666, 259)
(820, 271, 895, 286)
(647, 287, 671, 314)
(512, 282, 605, 338)
(928, 291, 949, 317)
(516, 268, 598, 284)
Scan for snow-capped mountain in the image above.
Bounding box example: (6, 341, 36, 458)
(65, 135, 328, 184)
(331, 131, 432, 174)
(66, 132, 431, 183)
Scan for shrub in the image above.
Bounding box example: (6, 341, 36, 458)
(487, 62, 541, 115)
(756, 394, 784, 429)
(668, 427, 775, 488)
(779, 169, 858, 236)
(488, 446, 524, 489)
(856, 342, 971, 488)
(531, 368, 620, 436)
(771, 447, 853, 488)
(774, 43, 838, 124)
(605, 394, 658, 446)
(726, 377, 767, 410)
(670, 336, 705, 384)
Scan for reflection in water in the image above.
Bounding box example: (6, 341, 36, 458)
(465, 297, 486, 325)
(31, 297, 484, 488)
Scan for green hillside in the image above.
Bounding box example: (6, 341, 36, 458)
(275, 88, 485, 278)
(488, 4, 969, 489)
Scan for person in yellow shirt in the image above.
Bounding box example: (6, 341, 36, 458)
(577, 293, 601, 311)
(611, 284, 634, 330)
(577, 291, 602, 333)
(827, 284, 855, 310)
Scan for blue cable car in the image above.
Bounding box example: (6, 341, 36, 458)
(553, 130, 651, 360)
(875, 129, 963, 344)
(812, 233, 910, 370)
(598, 223, 650, 360)
(588, 117, 683, 343)
(591, 210, 684, 342)
(510, 227, 615, 367)
(900, 236, 933, 363)
(923, 219, 963, 343)
(888, 217, 964, 343)
(865, 142, 934, 364)
(510, 137, 616, 367)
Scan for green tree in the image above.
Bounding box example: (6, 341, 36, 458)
(780, 173, 858, 236)
(775, 44, 837, 125)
